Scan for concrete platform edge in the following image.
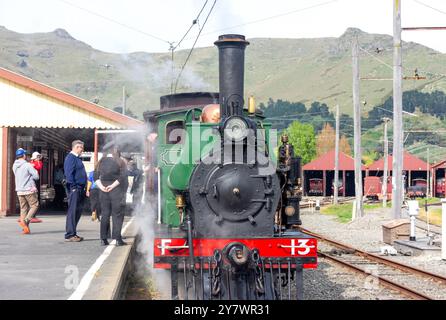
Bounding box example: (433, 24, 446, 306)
(82, 220, 137, 300)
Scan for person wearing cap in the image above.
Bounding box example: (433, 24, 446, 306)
(29, 151, 43, 223)
(30, 152, 43, 172)
(12, 148, 39, 234)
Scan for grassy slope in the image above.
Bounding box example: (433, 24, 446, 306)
(321, 202, 383, 223)
(322, 198, 443, 226)
(1, 26, 446, 119)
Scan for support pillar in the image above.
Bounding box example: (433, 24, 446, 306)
(0, 127, 8, 216)
(323, 170, 326, 197)
(93, 128, 98, 167)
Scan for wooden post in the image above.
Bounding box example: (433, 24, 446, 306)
(352, 37, 363, 218)
(323, 170, 326, 197)
(392, 0, 404, 219)
(342, 170, 346, 197)
(0, 127, 8, 215)
(334, 104, 340, 204)
(427, 148, 430, 197)
(93, 128, 98, 167)
(122, 86, 127, 115)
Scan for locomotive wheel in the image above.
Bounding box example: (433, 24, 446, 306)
(169, 264, 304, 300)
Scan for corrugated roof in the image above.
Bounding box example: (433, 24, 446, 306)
(0, 67, 142, 129)
(303, 149, 365, 171)
(367, 151, 429, 171)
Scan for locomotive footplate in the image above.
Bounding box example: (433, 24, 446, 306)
(153, 237, 317, 300)
(154, 237, 318, 269)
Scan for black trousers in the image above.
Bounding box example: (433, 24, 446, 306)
(65, 187, 84, 239)
(99, 187, 123, 241)
(89, 188, 101, 215)
(53, 184, 66, 209)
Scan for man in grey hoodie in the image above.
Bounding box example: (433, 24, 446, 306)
(12, 148, 39, 234)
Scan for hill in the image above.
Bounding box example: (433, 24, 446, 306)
(1, 26, 446, 118)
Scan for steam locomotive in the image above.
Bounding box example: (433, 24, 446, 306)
(144, 34, 317, 300)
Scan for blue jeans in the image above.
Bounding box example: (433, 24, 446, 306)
(65, 187, 84, 239)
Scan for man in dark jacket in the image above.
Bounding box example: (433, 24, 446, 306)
(64, 140, 87, 242)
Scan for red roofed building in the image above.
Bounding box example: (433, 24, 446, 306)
(430, 159, 446, 197)
(366, 151, 430, 195)
(302, 150, 365, 197)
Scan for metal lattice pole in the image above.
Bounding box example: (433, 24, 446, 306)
(382, 117, 390, 208)
(334, 104, 340, 205)
(352, 37, 363, 218)
(392, 0, 404, 219)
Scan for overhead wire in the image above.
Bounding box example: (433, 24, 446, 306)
(55, 0, 170, 44)
(169, 0, 210, 94)
(197, 0, 341, 39)
(173, 0, 217, 94)
(412, 0, 446, 16)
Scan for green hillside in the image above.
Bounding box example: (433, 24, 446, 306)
(1, 26, 446, 119)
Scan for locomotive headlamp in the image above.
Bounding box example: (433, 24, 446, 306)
(224, 116, 248, 141)
(285, 205, 296, 217)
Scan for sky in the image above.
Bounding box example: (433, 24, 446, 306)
(0, 0, 446, 53)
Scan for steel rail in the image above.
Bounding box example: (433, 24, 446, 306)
(318, 251, 432, 300)
(299, 227, 446, 286)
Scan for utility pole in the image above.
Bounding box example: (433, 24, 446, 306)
(352, 37, 363, 219)
(334, 104, 340, 205)
(122, 86, 126, 115)
(392, 0, 404, 219)
(427, 147, 430, 198)
(382, 117, 390, 208)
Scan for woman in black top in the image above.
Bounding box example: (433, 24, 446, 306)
(94, 154, 126, 246)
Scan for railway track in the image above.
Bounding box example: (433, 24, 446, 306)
(299, 227, 446, 300)
(300, 196, 355, 209)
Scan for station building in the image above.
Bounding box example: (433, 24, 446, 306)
(0, 67, 143, 216)
(366, 151, 430, 190)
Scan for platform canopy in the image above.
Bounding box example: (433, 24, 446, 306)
(0, 67, 142, 129)
(303, 149, 365, 171)
(367, 151, 429, 171)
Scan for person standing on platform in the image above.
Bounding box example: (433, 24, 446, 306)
(86, 170, 100, 221)
(12, 148, 39, 234)
(29, 151, 43, 223)
(128, 160, 143, 209)
(64, 140, 87, 242)
(95, 150, 126, 246)
(53, 164, 66, 209)
(112, 147, 128, 213)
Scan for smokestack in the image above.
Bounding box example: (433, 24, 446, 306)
(214, 34, 250, 119)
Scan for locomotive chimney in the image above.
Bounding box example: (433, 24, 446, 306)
(214, 34, 250, 119)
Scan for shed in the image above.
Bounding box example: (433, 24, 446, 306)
(367, 151, 430, 193)
(302, 150, 366, 197)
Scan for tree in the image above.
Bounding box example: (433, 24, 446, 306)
(339, 135, 352, 155)
(362, 150, 379, 166)
(284, 121, 316, 164)
(316, 123, 336, 156)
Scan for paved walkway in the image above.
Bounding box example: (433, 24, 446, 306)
(0, 213, 130, 300)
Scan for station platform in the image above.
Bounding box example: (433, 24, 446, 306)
(0, 212, 135, 300)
